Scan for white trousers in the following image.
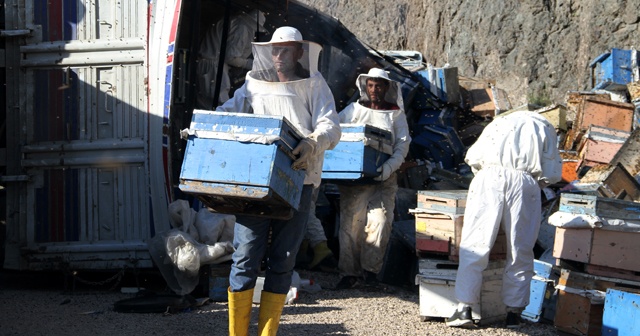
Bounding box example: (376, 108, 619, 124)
(338, 174, 398, 276)
(455, 166, 541, 308)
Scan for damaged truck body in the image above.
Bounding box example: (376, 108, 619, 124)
(1, 0, 454, 271)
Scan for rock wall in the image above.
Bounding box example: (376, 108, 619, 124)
(299, 0, 640, 106)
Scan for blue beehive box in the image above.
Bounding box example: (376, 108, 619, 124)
(522, 259, 554, 322)
(602, 288, 640, 335)
(412, 124, 465, 170)
(589, 48, 637, 91)
(179, 110, 305, 219)
(322, 124, 392, 183)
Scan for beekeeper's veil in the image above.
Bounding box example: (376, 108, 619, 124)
(356, 68, 404, 110)
(249, 26, 322, 82)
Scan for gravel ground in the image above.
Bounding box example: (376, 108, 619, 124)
(0, 268, 560, 336)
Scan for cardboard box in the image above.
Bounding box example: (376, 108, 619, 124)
(553, 226, 640, 272)
(416, 265, 506, 324)
(179, 111, 305, 219)
(321, 123, 392, 182)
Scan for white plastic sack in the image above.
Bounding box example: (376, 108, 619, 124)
(194, 210, 236, 245)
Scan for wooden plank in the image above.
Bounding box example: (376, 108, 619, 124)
(585, 264, 640, 283)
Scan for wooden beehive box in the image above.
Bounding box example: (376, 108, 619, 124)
(179, 110, 305, 219)
(575, 97, 634, 133)
(414, 210, 507, 261)
(559, 192, 640, 220)
(416, 190, 467, 215)
(553, 226, 640, 273)
(417, 262, 506, 324)
(579, 163, 640, 201)
(321, 123, 392, 183)
(555, 269, 640, 336)
(576, 125, 629, 170)
(602, 289, 640, 335)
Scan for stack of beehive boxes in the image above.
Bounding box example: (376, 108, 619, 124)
(412, 190, 507, 324)
(551, 192, 640, 335)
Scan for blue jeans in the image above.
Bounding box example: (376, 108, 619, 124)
(229, 185, 312, 294)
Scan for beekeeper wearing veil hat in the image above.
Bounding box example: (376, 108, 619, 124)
(215, 26, 341, 336)
(333, 67, 411, 290)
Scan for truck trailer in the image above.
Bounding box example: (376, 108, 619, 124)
(1, 0, 431, 271)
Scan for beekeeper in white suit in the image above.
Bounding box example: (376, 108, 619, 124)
(334, 68, 411, 290)
(446, 111, 562, 329)
(215, 26, 340, 336)
(196, 9, 267, 109)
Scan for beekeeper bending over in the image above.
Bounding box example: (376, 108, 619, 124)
(334, 68, 411, 290)
(215, 26, 340, 336)
(446, 111, 562, 329)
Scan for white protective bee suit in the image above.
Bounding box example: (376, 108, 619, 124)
(337, 68, 411, 277)
(196, 9, 266, 109)
(454, 111, 562, 310)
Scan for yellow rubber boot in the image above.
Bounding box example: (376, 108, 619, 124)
(257, 291, 287, 336)
(308, 240, 333, 269)
(228, 287, 254, 336)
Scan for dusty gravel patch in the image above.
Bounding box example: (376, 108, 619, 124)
(0, 269, 559, 335)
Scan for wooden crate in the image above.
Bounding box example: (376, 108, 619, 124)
(553, 227, 640, 273)
(576, 125, 629, 169)
(576, 97, 634, 133)
(414, 211, 506, 261)
(559, 193, 640, 220)
(417, 266, 506, 324)
(555, 288, 603, 335)
(579, 163, 640, 201)
(416, 190, 467, 215)
(179, 111, 305, 219)
(555, 269, 640, 335)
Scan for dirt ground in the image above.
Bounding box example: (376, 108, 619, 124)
(0, 267, 561, 336)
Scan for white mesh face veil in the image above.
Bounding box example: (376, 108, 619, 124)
(249, 26, 322, 82)
(355, 68, 404, 109)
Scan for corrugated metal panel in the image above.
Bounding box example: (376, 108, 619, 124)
(6, 0, 162, 270)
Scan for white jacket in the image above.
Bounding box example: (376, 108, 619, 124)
(464, 111, 562, 187)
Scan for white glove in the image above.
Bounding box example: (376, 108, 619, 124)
(291, 138, 317, 171)
(373, 162, 393, 181)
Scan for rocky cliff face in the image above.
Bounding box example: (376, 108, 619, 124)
(300, 0, 640, 106)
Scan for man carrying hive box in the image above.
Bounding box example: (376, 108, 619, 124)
(445, 111, 562, 329)
(215, 26, 341, 336)
(333, 68, 411, 289)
